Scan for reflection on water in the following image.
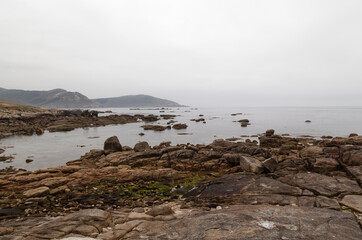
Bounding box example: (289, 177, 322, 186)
(1, 107, 362, 171)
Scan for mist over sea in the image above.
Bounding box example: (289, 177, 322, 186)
(1, 106, 362, 171)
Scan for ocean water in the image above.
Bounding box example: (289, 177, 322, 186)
(1, 106, 362, 171)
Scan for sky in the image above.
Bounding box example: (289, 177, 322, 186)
(1, 0, 362, 107)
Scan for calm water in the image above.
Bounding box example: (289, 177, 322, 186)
(1, 107, 362, 171)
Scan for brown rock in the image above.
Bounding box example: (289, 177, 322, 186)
(340, 195, 362, 212)
(104, 136, 122, 154)
(265, 129, 275, 137)
(23, 186, 50, 198)
(146, 205, 174, 217)
(262, 158, 278, 173)
(172, 123, 188, 130)
(313, 157, 339, 172)
(134, 141, 151, 152)
(239, 156, 264, 174)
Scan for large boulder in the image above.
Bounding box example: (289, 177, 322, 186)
(104, 136, 122, 154)
(341, 149, 362, 166)
(134, 141, 151, 152)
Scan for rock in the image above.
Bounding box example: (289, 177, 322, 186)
(265, 129, 275, 137)
(23, 186, 50, 198)
(190, 118, 205, 122)
(25, 158, 33, 163)
(300, 146, 323, 158)
(141, 125, 171, 131)
(103, 136, 122, 154)
(172, 123, 188, 130)
(238, 119, 249, 123)
(239, 155, 264, 173)
(0, 148, 4, 154)
(128, 212, 153, 220)
(139, 132, 145, 136)
(340, 195, 362, 212)
(142, 115, 159, 122)
(122, 205, 362, 240)
(349, 133, 359, 137)
(241, 122, 249, 127)
(313, 157, 339, 172)
(134, 141, 151, 152)
(305, 120, 311, 123)
(262, 157, 278, 172)
(0, 227, 14, 236)
(341, 149, 362, 166)
(315, 196, 340, 210)
(146, 205, 174, 217)
(279, 172, 361, 197)
(346, 166, 362, 183)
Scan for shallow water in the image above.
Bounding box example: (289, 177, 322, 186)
(1, 106, 361, 171)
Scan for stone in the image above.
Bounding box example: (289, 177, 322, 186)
(265, 129, 275, 137)
(146, 205, 174, 217)
(239, 155, 264, 173)
(103, 136, 122, 154)
(340, 195, 362, 212)
(141, 125, 171, 131)
(313, 157, 339, 172)
(346, 166, 362, 183)
(262, 157, 278, 172)
(349, 133, 359, 137)
(342, 149, 362, 166)
(172, 123, 188, 130)
(0, 227, 14, 236)
(121, 205, 362, 240)
(300, 146, 323, 158)
(279, 172, 361, 197)
(23, 186, 50, 198)
(134, 141, 151, 152)
(315, 196, 340, 210)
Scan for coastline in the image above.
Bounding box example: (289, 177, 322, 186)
(0, 133, 361, 239)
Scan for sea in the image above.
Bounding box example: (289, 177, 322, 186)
(1, 106, 362, 171)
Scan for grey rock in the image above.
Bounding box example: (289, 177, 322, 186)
(104, 136, 122, 154)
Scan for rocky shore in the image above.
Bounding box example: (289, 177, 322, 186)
(0, 132, 361, 239)
(0, 101, 168, 139)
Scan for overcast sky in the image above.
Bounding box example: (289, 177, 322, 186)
(1, 0, 361, 107)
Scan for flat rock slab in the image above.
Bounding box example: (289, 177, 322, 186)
(122, 205, 362, 240)
(340, 195, 362, 213)
(186, 174, 303, 201)
(279, 172, 362, 197)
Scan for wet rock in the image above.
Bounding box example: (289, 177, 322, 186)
(141, 115, 159, 122)
(134, 141, 151, 152)
(265, 129, 275, 137)
(239, 155, 263, 173)
(141, 125, 171, 131)
(305, 120, 311, 123)
(23, 186, 50, 198)
(238, 119, 249, 123)
(25, 159, 33, 163)
(0, 148, 4, 154)
(259, 135, 283, 148)
(172, 123, 188, 130)
(349, 133, 359, 137)
(340, 195, 362, 212)
(146, 205, 174, 217)
(190, 118, 205, 122)
(138, 132, 145, 136)
(104, 136, 122, 154)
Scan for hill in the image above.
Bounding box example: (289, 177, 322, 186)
(0, 88, 99, 108)
(93, 94, 183, 107)
(0, 88, 184, 108)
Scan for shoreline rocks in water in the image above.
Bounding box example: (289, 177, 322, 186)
(0, 132, 362, 239)
(0, 101, 179, 139)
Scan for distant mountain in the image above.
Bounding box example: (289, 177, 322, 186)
(93, 94, 183, 107)
(0, 88, 184, 108)
(0, 88, 99, 108)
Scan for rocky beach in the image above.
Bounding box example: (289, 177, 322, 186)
(0, 105, 362, 240)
